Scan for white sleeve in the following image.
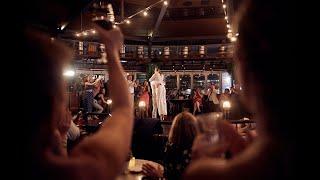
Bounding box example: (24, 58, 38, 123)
(149, 73, 156, 82)
(67, 121, 80, 141)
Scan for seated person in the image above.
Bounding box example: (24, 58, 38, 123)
(20, 25, 134, 179)
(184, 1, 295, 179)
(142, 112, 198, 180)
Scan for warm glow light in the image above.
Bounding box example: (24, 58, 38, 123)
(91, 30, 96, 34)
(236, 33, 239, 36)
(143, 11, 148, 16)
(231, 37, 237, 42)
(75, 33, 81, 37)
(225, 16, 228, 20)
(63, 70, 75, 77)
(125, 19, 131, 24)
(164, 1, 168, 6)
(113, 24, 117, 28)
(227, 24, 230, 28)
(83, 32, 88, 36)
(138, 101, 146, 108)
(227, 33, 232, 38)
(61, 23, 67, 30)
(223, 4, 226, 9)
(228, 29, 232, 33)
(107, 99, 112, 105)
(223, 101, 231, 109)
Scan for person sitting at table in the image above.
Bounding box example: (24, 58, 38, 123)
(184, 0, 295, 179)
(142, 112, 198, 180)
(193, 88, 203, 115)
(19, 25, 134, 179)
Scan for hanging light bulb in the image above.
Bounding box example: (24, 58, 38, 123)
(226, 24, 230, 28)
(228, 29, 232, 33)
(231, 37, 237, 42)
(143, 11, 148, 16)
(83, 32, 88, 36)
(227, 33, 232, 38)
(91, 30, 96, 34)
(113, 24, 117, 29)
(125, 19, 131, 24)
(75, 33, 81, 37)
(223, 4, 226, 9)
(164, 1, 168, 6)
(225, 16, 228, 20)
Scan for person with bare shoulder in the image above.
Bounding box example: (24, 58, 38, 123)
(184, 0, 295, 179)
(21, 25, 133, 179)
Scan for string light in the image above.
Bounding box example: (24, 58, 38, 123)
(222, 1, 238, 42)
(75, 0, 168, 38)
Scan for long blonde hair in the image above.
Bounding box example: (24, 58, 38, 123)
(168, 112, 197, 149)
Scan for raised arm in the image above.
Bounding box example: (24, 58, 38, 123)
(149, 73, 156, 82)
(70, 27, 133, 179)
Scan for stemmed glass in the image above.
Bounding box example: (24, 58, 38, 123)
(193, 112, 225, 158)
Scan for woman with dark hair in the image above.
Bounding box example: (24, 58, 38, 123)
(184, 0, 295, 179)
(142, 112, 198, 180)
(20, 26, 134, 179)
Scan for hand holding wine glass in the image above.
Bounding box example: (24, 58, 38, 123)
(192, 112, 228, 159)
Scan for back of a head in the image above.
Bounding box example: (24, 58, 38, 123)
(168, 112, 197, 149)
(235, 1, 295, 177)
(236, 0, 295, 140)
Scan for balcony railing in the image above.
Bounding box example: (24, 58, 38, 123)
(60, 39, 234, 61)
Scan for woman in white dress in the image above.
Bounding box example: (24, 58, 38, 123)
(149, 68, 161, 118)
(157, 72, 167, 120)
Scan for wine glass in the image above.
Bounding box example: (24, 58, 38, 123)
(194, 112, 225, 158)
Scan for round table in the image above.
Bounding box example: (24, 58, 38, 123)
(116, 159, 163, 180)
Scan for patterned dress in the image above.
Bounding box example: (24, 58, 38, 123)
(163, 143, 192, 180)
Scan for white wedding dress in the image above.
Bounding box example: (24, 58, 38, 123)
(157, 74, 167, 116)
(149, 72, 161, 118)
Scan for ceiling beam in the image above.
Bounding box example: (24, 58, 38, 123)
(150, 0, 170, 40)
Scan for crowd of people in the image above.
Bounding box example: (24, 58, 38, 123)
(17, 0, 294, 179)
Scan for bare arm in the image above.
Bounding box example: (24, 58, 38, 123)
(70, 27, 133, 179)
(99, 94, 108, 104)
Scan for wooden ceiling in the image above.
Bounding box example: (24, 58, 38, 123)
(61, 0, 232, 42)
